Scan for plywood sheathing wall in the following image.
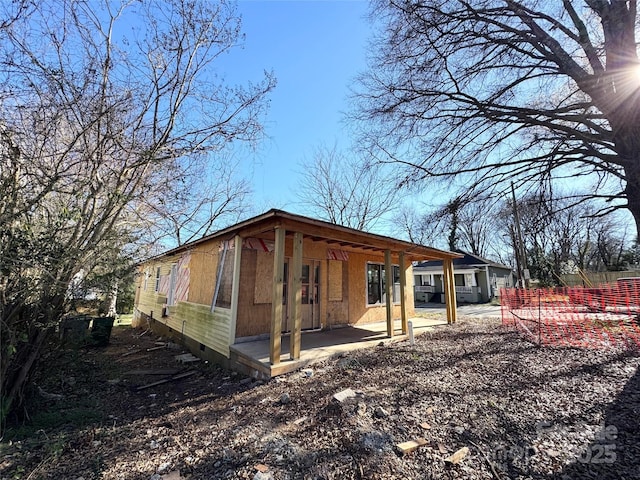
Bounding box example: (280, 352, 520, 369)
(237, 249, 272, 338)
(326, 259, 349, 327)
(188, 243, 219, 306)
(232, 232, 417, 338)
(328, 260, 343, 301)
(236, 235, 350, 338)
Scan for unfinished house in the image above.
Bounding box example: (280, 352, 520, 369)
(134, 210, 461, 378)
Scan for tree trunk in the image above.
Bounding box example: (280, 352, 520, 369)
(103, 280, 118, 318)
(625, 162, 640, 239)
(2, 327, 49, 423)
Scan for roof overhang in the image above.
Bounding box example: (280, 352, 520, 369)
(153, 209, 462, 263)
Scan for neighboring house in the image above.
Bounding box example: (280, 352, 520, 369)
(134, 209, 461, 378)
(413, 251, 514, 304)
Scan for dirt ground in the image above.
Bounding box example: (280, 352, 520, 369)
(1, 317, 639, 480)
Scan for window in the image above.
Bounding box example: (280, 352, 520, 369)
(464, 273, 477, 287)
(167, 264, 178, 306)
(367, 263, 400, 306)
(154, 267, 161, 292)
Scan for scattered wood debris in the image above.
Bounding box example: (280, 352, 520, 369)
(121, 349, 143, 357)
(174, 353, 200, 364)
(444, 446, 470, 464)
(146, 345, 167, 352)
(123, 369, 180, 376)
(135, 370, 198, 391)
(8, 318, 640, 480)
(292, 416, 308, 426)
(396, 437, 428, 455)
(332, 388, 356, 403)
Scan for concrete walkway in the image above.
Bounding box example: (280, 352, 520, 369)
(415, 302, 503, 319)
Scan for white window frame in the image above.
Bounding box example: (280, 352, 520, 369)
(154, 267, 161, 292)
(464, 273, 477, 287)
(167, 263, 178, 306)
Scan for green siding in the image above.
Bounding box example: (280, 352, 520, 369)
(166, 301, 231, 357)
(137, 289, 167, 319)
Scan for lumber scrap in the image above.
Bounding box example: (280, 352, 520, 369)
(135, 370, 197, 391)
(396, 437, 428, 455)
(146, 345, 167, 352)
(444, 446, 470, 464)
(123, 369, 180, 376)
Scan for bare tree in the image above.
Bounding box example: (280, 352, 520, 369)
(355, 1, 640, 237)
(296, 144, 399, 231)
(140, 153, 253, 247)
(395, 196, 501, 257)
(495, 191, 632, 285)
(394, 205, 438, 246)
(0, 0, 274, 424)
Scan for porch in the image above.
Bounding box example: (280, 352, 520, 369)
(229, 316, 448, 379)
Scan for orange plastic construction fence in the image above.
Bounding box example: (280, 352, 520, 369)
(500, 279, 640, 348)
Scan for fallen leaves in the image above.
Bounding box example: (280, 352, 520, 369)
(4, 318, 640, 480)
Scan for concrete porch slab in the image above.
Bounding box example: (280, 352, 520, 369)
(229, 316, 448, 379)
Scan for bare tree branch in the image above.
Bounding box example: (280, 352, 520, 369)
(354, 0, 640, 235)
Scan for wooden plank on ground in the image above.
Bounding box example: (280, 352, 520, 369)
(396, 437, 428, 454)
(332, 388, 356, 403)
(135, 370, 197, 391)
(146, 345, 167, 352)
(121, 349, 143, 357)
(444, 446, 470, 464)
(123, 369, 180, 376)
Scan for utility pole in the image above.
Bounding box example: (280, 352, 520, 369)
(511, 182, 529, 288)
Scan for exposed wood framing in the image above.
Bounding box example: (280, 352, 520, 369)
(399, 251, 408, 334)
(385, 249, 393, 337)
(229, 235, 243, 346)
(443, 258, 457, 324)
(289, 232, 303, 360)
(270, 227, 285, 365)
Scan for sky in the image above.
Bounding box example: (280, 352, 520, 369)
(218, 0, 371, 212)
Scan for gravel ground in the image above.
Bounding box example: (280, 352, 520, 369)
(1, 317, 639, 480)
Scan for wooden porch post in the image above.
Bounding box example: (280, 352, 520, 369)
(229, 235, 243, 347)
(270, 227, 285, 365)
(385, 249, 393, 337)
(399, 251, 408, 334)
(289, 232, 303, 360)
(443, 258, 457, 324)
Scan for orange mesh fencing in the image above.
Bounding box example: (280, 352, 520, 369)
(500, 280, 640, 348)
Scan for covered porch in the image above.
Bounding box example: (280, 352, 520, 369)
(218, 210, 462, 378)
(229, 316, 448, 378)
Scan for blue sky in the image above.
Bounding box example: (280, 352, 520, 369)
(219, 0, 371, 211)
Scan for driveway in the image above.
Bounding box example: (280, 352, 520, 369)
(415, 302, 503, 319)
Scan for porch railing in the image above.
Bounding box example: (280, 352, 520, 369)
(455, 286, 474, 294)
(415, 285, 435, 293)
